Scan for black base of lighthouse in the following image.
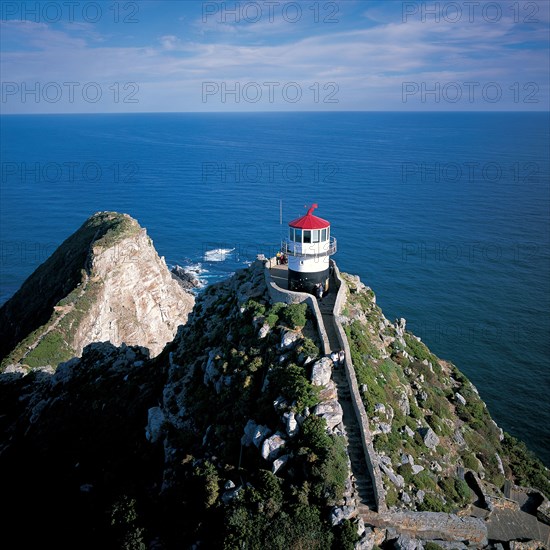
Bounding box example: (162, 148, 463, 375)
(288, 268, 330, 294)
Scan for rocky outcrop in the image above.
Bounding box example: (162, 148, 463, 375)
(367, 511, 488, 546)
(171, 265, 201, 291)
(1, 212, 194, 370)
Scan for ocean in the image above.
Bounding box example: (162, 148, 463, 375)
(1, 112, 549, 465)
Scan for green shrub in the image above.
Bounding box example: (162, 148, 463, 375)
(194, 461, 220, 508)
(302, 415, 331, 454)
(253, 470, 284, 518)
(418, 493, 449, 512)
(398, 463, 414, 485)
(269, 363, 320, 411)
(414, 470, 437, 491)
(121, 528, 146, 550)
(463, 453, 480, 471)
(298, 337, 320, 360)
(385, 484, 398, 508)
(334, 519, 360, 550)
(248, 357, 263, 373)
(24, 330, 74, 369)
(245, 298, 265, 317)
(455, 478, 472, 504)
(282, 303, 308, 329)
(264, 302, 287, 328)
(345, 321, 381, 361)
(404, 334, 440, 373)
(267, 505, 333, 549)
(266, 313, 279, 327)
(109, 495, 146, 550)
(409, 401, 422, 419)
(425, 391, 451, 420)
(502, 433, 550, 497)
(312, 435, 349, 504)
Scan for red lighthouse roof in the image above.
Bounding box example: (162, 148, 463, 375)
(289, 204, 330, 230)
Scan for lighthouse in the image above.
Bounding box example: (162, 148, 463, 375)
(282, 204, 337, 293)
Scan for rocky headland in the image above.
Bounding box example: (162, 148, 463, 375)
(0, 212, 194, 369)
(0, 213, 548, 549)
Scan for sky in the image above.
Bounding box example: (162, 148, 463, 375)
(0, 0, 549, 113)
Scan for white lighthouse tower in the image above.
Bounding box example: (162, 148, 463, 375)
(282, 204, 337, 293)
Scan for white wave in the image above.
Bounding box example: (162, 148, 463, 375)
(203, 248, 235, 262)
(185, 262, 208, 275)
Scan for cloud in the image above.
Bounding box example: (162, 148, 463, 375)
(159, 35, 183, 51)
(1, 5, 548, 112)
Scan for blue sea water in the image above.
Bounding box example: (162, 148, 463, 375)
(1, 112, 549, 465)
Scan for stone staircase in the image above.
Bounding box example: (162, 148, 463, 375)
(333, 360, 377, 511)
(318, 284, 377, 511)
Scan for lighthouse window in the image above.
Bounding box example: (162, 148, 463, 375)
(295, 229, 302, 242)
(312, 230, 320, 243)
(321, 229, 327, 242)
(303, 230, 311, 244)
(289, 227, 295, 241)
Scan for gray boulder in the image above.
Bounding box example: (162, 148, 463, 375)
(319, 380, 337, 401)
(145, 406, 165, 443)
(396, 391, 410, 416)
(393, 534, 424, 550)
(455, 392, 467, 405)
(537, 498, 550, 525)
(284, 411, 299, 437)
(311, 356, 333, 386)
(272, 454, 290, 475)
(380, 463, 405, 489)
(241, 419, 271, 448)
(418, 427, 440, 450)
(258, 323, 270, 339)
(313, 400, 343, 431)
(355, 527, 376, 550)
(395, 318, 407, 338)
(261, 433, 286, 461)
(453, 429, 466, 447)
(281, 329, 300, 350)
(203, 349, 220, 386)
(330, 505, 355, 526)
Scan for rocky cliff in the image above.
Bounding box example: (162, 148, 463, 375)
(0, 212, 194, 369)
(0, 217, 548, 549)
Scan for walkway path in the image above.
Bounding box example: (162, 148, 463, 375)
(266, 262, 377, 510)
(318, 274, 377, 511)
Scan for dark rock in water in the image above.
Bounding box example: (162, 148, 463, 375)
(171, 265, 201, 291)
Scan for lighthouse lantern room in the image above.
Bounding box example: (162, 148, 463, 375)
(282, 204, 337, 293)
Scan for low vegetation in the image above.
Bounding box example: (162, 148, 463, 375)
(340, 272, 550, 512)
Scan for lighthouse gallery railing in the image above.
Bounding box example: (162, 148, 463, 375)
(281, 237, 337, 258)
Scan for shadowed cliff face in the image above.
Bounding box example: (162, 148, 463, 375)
(0, 212, 194, 370)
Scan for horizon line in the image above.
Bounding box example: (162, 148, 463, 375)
(1, 110, 549, 116)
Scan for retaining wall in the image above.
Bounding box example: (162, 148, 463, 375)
(264, 259, 331, 355)
(331, 261, 387, 512)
